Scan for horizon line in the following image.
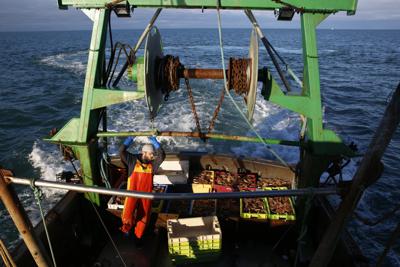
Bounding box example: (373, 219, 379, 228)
(1, 27, 399, 33)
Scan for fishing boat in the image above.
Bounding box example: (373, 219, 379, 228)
(1, 1, 399, 267)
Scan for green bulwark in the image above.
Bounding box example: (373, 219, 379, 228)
(47, 1, 358, 205)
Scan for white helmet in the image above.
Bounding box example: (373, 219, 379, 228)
(142, 144, 154, 153)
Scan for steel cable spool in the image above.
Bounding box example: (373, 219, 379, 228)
(140, 26, 260, 136)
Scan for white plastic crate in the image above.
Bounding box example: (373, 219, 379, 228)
(154, 160, 189, 184)
(167, 216, 221, 264)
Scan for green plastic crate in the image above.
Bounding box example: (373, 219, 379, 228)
(167, 216, 221, 264)
(240, 198, 268, 219)
(264, 187, 296, 221)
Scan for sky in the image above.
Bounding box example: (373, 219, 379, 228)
(0, 0, 399, 31)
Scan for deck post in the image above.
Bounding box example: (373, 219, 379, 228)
(310, 83, 400, 267)
(73, 8, 109, 205)
(0, 169, 51, 267)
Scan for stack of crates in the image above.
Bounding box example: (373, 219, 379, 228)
(167, 216, 221, 264)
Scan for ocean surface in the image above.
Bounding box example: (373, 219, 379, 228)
(0, 28, 399, 266)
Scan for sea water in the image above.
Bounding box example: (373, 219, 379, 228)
(0, 28, 399, 266)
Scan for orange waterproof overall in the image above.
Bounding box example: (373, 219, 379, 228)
(121, 161, 153, 238)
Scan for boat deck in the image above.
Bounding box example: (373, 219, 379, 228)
(95, 214, 295, 267)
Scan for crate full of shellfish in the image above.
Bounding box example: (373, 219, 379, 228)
(264, 187, 296, 223)
(237, 172, 258, 191)
(192, 170, 214, 193)
(213, 170, 236, 192)
(239, 196, 268, 220)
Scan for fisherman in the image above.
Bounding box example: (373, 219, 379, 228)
(119, 136, 165, 242)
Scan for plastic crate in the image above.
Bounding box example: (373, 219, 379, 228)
(240, 198, 268, 219)
(237, 173, 257, 191)
(192, 171, 214, 193)
(167, 216, 221, 264)
(264, 187, 296, 222)
(213, 170, 235, 192)
(257, 177, 291, 189)
(107, 182, 127, 210)
(107, 183, 168, 213)
(152, 184, 168, 213)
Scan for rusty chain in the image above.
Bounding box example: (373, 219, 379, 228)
(207, 87, 225, 133)
(184, 78, 204, 139)
(161, 55, 181, 96)
(163, 56, 252, 138)
(228, 58, 250, 95)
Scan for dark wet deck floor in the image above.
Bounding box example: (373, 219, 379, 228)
(95, 215, 294, 267)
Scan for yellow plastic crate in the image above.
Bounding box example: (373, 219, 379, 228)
(240, 198, 268, 220)
(264, 187, 296, 221)
(192, 171, 214, 193)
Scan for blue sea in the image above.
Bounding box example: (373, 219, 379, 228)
(0, 28, 399, 266)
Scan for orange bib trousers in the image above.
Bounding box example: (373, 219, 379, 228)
(121, 162, 153, 239)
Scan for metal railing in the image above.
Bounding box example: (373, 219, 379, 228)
(5, 176, 338, 200)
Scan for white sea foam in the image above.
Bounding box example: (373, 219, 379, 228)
(276, 47, 303, 55)
(28, 141, 69, 204)
(40, 50, 88, 75)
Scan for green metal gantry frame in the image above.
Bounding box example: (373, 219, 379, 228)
(47, 0, 358, 205)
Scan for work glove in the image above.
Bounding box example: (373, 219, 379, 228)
(148, 136, 160, 149)
(123, 136, 135, 147)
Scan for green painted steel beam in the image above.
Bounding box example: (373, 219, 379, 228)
(58, 0, 357, 13)
(301, 13, 328, 142)
(45, 118, 81, 143)
(262, 70, 313, 118)
(91, 88, 145, 109)
(97, 131, 300, 147)
(72, 142, 102, 202)
(72, 9, 110, 205)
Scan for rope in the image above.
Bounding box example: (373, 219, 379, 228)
(215, 5, 294, 172)
(100, 152, 112, 189)
(294, 194, 315, 267)
(107, 42, 134, 87)
(68, 161, 127, 267)
(30, 179, 57, 267)
(244, 10, 303, 89)
(89, 201, 127, 267)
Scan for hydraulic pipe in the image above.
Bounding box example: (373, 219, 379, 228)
(5, 176, 339, 200)
(112, 8, 162, 87)
(0, 170, 50, 267)
(96, 131, 300, 147)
